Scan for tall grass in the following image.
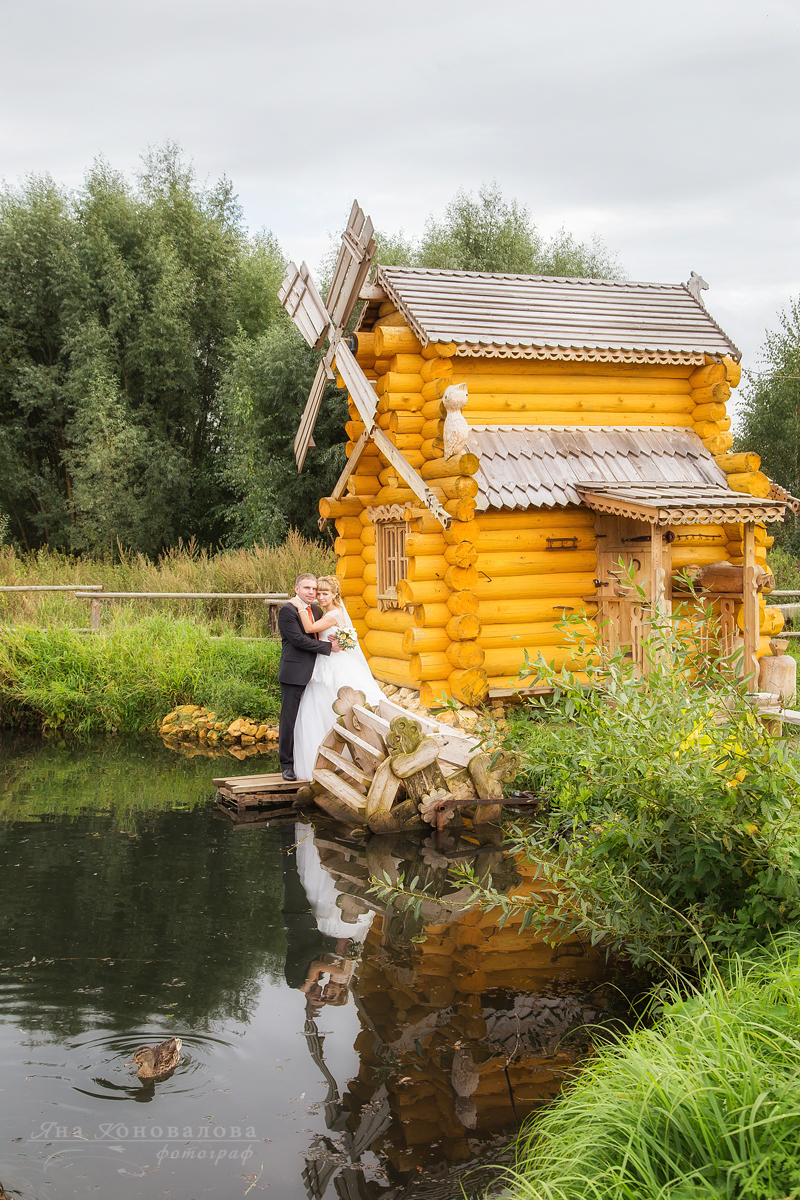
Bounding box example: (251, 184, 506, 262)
(506, 934, 800, 1200)
(769, 544, 800, 593)
(0, 531, 334, 635)
(0, 610, 281, 735)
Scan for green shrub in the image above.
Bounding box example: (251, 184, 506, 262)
(768, 544, 800, 592)
(506, 935, 800, 1200)
(463, 597, 800, 974)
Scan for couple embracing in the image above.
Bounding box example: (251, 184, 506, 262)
(277, 573, 382, 781)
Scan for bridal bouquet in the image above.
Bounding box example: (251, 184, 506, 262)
(333, 626, 358, 652)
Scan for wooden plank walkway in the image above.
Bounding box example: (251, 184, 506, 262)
(213, 772, 313, 820)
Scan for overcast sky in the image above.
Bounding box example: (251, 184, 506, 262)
(2, 0, 799, 400)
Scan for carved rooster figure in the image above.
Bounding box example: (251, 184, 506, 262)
(442, 382, 469, 459)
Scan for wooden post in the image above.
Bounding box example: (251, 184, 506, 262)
(650, 523, 667, 616)
(646, 521, 668, 672)
(742, 521, 759, 691)
(91, 600, 101, 632)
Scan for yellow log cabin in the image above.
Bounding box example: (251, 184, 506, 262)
(281, 218, 794, 708)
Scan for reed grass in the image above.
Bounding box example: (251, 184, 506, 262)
(0, 610, 281, 735)
(0, 531, 335, 635)
(769, 545, 800, 594)
(505, 934, 800, 1200)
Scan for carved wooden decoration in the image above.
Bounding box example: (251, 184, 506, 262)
(442, 382, 470, 459)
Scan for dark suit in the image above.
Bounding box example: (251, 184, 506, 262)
(278, 601, 332, 775)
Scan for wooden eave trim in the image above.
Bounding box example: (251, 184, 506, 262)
(578, 488, 788, 526)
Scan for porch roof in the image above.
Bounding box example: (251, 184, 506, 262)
(466, 426, 787, 525)
(576, 483, 787, 526)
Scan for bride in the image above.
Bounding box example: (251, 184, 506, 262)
(291, 575, 383, 781)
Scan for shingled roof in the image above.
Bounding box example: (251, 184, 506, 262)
(466, 426, 786, 525)
(371, 266, 739, 364)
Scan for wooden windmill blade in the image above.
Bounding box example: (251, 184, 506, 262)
(279, 261, 331, 349)
(294, 351, 335, 472)
(332, 339, 378, 431)
(325, 201, 376, 333)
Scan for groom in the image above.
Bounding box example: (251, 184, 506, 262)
(277, 573, 340, 781)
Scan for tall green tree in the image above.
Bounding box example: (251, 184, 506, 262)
(319, 183, 622, 293)
(331, 182, 619, 280)
(735, 297, 800, 550)
(417, 183, 621, 277)
(218, 324, 346, 545)
(0, 146, 287, 554)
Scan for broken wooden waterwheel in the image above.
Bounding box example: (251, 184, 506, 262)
(309, 687, 520, 833)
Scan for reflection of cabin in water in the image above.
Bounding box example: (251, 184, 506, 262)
(281, 205, 793, 706)
(294, 825, 611, 1187)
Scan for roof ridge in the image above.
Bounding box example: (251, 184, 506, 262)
(379, 264, 687, 289)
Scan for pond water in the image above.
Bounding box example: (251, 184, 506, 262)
(0, 736, 616, 1200)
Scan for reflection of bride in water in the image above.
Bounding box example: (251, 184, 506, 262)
(287, 824, 392, 1200)
(295, 822, 375, 946)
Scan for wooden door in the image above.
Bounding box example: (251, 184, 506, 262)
(593, 514, 671, 671)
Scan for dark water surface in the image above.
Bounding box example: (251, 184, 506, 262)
(0, 737, 614, 1199)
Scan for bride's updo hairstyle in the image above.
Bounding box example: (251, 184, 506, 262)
(316, 576, 342, 607)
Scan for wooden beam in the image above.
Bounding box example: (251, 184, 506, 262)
(73, 591, 288, 601)
(742, 521, 759, 691)
(332, 339, 378, 430)
(318, 431, 370, 532)
(312, 767, 368, 810)
(370, 428, 451, 529)
(278, 261, 331, 349)
(0, 584, 102, 592)
(316, 745, 372, 789)
(326, 200, 375, 332)
(294, 351, 334, 472)
(333, 723, 384, 770)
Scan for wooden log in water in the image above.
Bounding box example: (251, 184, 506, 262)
(313, 788, 368, 826)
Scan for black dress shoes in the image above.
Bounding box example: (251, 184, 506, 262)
(282, 769, 297, 781)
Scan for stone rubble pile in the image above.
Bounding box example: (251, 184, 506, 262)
(158, 704, 279, 754)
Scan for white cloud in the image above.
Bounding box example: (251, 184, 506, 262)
(1, 0, 798, 365)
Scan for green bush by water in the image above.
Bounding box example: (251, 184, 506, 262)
(506, 935, 800, 1200)
(0, 611, 281, 735)
(461, 596, 800, 976)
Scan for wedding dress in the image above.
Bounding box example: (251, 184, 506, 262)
(292, 608, 383, 781)
(294, 822, 375, 942)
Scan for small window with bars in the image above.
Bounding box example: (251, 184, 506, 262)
(375, 521, 408, 610)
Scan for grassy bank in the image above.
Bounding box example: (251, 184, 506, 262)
(0, 531, 334, 636)
(505, 935, 800, 1199)
(0, 611, 280, 736)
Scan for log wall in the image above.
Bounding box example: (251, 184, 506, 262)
(327, 314, 779, 701)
